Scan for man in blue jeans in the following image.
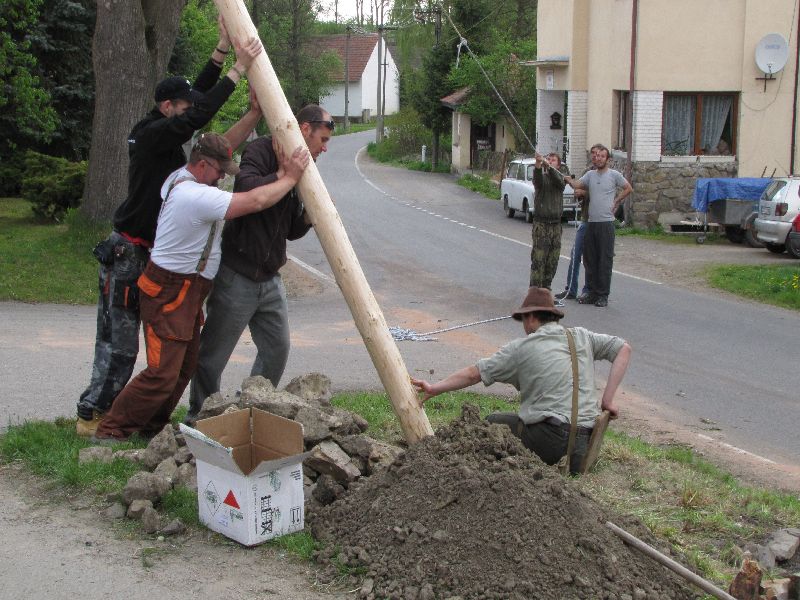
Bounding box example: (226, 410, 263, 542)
(556, 219, 588, 301)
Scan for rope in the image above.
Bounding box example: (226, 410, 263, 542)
(389, 315, 512, 342)
(444, 11, 537, 153)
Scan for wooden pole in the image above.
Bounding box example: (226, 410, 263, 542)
(214, 0, 434, 443)
(605, 522, 737, 600)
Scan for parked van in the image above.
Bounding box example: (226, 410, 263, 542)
(754, 177, 800, 258)
(500, 158, 577, 222)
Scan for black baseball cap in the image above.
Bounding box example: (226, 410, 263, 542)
(154, 76, 203, 103)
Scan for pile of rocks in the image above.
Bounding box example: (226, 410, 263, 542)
(83, 372, 404, 533)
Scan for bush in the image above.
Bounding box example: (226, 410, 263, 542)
(21, 151, 87, 221)
(0, 152, 26, 196)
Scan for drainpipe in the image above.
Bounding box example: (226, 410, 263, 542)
(623, 0, 638, 225)
(791, 0, 800, 175)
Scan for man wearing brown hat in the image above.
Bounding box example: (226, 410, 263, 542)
(76, 22, 263, 436)
(93, 133, 310, 442)
(411, 287, 632, 473)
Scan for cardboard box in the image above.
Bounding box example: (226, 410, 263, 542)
(180, 408, 308, 546)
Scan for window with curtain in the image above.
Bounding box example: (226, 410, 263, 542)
(614, 91, 632, 151)
(662, 93, 737, 156)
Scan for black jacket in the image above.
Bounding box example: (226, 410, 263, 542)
(112, 60, 235, 244)
(221, 136, 312, 281)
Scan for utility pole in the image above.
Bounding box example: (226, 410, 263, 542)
(376, 25, 383, 143)
(345, 25, 350, 132)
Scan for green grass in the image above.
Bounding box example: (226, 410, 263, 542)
(334, 122, 374, 136)
(582, 428, 800, 585)
(268, 531, 319, 560)
(0, 198, 109, 304)
(365, 142, 451, 173)
(456, 173, 499, 200)
(0, 418, 144, 493)
(615, 223, 725, 244)
(706, 264, 800, 309)
(331, 390, 518, 442)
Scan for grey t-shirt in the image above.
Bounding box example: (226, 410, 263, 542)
(476, 322, 625, 427)
(579, 168, 627, 222)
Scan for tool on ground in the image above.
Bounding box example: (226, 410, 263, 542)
(390, 315, 512, 342)
(581, 410, 611, 474)
(605, 521, 737, 600)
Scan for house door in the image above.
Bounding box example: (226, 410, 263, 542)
(470, 122, 495, 168)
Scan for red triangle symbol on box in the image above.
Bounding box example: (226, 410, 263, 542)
(223, 490, 240, 509)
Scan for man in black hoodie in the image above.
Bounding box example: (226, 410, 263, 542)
(77, 24, 262, 436)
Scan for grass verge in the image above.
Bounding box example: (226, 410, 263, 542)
(365, 142, 451, 173)
(706, 264, 800, 310)
(3, 392, 799, 590)
(615, 223, 725, 244)
(0, 198, 108, 304)
(456, 173, 499, 200)
(334, 123, 374, 136)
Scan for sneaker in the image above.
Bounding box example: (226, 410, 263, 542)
(554, 290, 570, 300)
(577, 294, 597, 304)
(594, 297, 608, 307)
(76, 411, 103, 437)
(554, 299, 565, 308)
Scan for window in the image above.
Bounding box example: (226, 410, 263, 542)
(614, 91, 632, 151)
(662, 93, 737, 156)
(507, 162, 519, 179)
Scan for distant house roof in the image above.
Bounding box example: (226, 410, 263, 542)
(311, 34, 379, 83)
(441, 86, 471, 110)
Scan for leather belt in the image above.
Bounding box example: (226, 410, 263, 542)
(543, 416, 593, 435)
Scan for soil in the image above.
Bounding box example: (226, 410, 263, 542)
(310, 405, 698, 600)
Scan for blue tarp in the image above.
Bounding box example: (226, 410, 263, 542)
(691, 178, 772, 212)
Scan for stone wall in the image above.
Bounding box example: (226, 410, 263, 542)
(630, 160, 738, 227)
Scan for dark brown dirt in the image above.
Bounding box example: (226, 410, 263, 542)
(309, 405, 701, 600)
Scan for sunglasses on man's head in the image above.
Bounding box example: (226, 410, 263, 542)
(309, 119, 335, 131)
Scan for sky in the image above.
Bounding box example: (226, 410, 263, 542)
(318, 0, 394, 23)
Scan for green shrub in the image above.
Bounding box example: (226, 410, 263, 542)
(0, 152, 26, 196)
(21, 150, 87, 222)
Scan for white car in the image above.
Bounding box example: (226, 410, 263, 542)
(754, 176, 800, 258)
(500, 158, 577, 222)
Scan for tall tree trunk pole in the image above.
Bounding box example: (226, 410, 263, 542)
(213, 0, 433, 444)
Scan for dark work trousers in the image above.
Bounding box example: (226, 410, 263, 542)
(487, 412, 590, 475)
(96, 261, 212, 440)
(77, 231, 149, 419)
(583, 221, 616, 299)
(529, 220, 562, 289)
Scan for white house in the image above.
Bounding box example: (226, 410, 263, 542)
(314, 33, 399, 120)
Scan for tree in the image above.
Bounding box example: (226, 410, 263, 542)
(27, 0, 95, 161)
(82, 0, 186, 221)
(255, 0, 337, 111)
(0, 0, 58, 157)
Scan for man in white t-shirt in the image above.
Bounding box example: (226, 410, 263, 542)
(94, 133, 309, 441)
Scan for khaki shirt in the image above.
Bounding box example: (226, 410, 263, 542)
(476, 322, 625, 427)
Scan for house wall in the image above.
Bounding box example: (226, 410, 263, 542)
(451, 111, 472, 173)
(360, 39, 400, 117)
(536, 0, 800, 224)
(320, 81, 363, 119)
(494, 119, 517, 154)
(536, 90, 566, 155)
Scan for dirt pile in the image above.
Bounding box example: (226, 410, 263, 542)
(309, 405, 699, 600)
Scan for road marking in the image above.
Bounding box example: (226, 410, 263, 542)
(287, 253, 335, 284)
(696, 434, 777, 464)
(353, 146, 662, 286)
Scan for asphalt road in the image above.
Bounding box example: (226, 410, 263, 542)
(1, 129, 798, 477)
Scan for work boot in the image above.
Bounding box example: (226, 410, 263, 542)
(594, 297, 608, 307)
(76, 411, 103, 438)
(577, 293, 597, 305)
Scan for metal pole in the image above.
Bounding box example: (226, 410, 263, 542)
(344, 26, 350, 132)
(375, 26, 383, 143)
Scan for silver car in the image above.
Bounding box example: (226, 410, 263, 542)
(754, 177, 800, 258)
(500, 158, 577, 223)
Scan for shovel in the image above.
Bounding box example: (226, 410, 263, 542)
(581, 410, 611, 474)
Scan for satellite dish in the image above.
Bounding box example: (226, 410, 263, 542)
(755, 33, 789, 74)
